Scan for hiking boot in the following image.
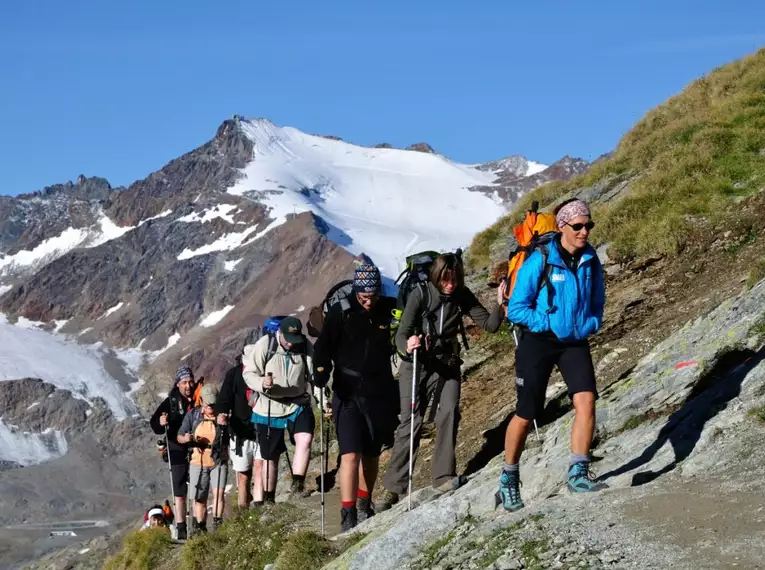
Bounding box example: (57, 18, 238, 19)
(290, 477, 312, 498)
(212, 517, 223, 531)
(176, 522, 187, 541)
(375, 489, 399, 512)
(198, 520, 208, 533)
(567, 461, 609, 493)
(340, 506, 358, 532)
(495, 470, 524, 512)
(434, 475, 468, 493)
(357, 496, 375, 522)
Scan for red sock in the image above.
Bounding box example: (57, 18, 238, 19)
(341, 500, 355, 508)
(357, 488, 370, 499)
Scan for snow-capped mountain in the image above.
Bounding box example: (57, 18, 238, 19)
(0, 115, 589, 547)
(228, 119, 508, 282)
(0, 116, 588, 454)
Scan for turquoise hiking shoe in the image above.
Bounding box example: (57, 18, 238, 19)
(494, 470, 524, 512)
(567, 461, 608, 493)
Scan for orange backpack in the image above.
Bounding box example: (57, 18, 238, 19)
(192, 376, 205, 407)
(502, 201, 560, 312)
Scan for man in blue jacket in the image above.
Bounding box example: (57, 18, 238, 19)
(497, 198, 606, 512)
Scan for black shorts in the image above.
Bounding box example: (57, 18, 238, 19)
(254, 406, 315, 461)
(332, 395, 397, 457)
(514, 331, 597, 420)
(170, 462, 189, 498)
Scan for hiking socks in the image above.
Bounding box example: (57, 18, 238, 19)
(341, 500, 355, 509)
(291, 474, 306, 494)
(340, 505, 358, 532)
(503, 462, 520, 474)
(357, 489, 375, 522)
(569, 454, 589, 467)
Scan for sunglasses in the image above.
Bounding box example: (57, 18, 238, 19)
(566, 221, 595, 232)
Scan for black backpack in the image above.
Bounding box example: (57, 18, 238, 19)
(392, 249, 469, 358)
(306, 280, 355, 337)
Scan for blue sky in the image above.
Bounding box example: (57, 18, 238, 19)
(1, 0, 764, 196)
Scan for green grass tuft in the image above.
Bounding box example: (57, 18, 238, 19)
(102, 528, 173, 570)
(469, 48, 765, 267)
(747, 405, 765, 423)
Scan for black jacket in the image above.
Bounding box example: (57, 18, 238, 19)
(215, 361, 257, 442)
(313, 294, 397, 400)
(150, 387, 192, 463)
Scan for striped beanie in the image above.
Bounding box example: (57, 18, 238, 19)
(353, 264, 382, 293)
(174, 366, 194, 386)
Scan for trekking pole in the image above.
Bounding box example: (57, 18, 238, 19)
(512, 328, 541, 443)
(215, 431, 223, 523)
(164, 426, 177, 535)
(265, 377, 272, 498)
(319, 387, 326, 537)
(407, 343, 419, 511)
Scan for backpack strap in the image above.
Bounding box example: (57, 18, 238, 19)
(458, 306, 470, 351)
(533, 246, 556, 314)
(263, 333, 278, 369)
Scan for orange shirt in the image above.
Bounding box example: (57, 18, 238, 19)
(191, 414, 217, 467)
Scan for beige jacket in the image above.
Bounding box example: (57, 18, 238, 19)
(242, 334, 314, 418)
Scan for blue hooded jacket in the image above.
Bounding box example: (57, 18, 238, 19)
(506, 236, 605, 342)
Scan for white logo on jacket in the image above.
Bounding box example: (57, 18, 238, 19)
(551, 273, 566, 282)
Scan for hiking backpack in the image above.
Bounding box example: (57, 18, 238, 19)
(502, 201, 560, 321)
(306, 280, 355, 338)
(243, 316, 309, 407)
(392, 249, 470, 358)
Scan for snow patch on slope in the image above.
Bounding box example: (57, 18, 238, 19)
(226, 119, 506, 282)
(526, 161, 549, 176)
(138, 209, 173, 226)
(177, 204, 238, 224)
(98, 302, 124, 320)
(224, 258, 243, 271)
(0, 418, 68, 467)
(177, 226, 260, 260)
(199, 305, 235, 327)
(0, 315, 139, 419)
(0, 212, 137, 279)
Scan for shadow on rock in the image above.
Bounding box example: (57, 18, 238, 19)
(461, 391, 573, 478)
(600, 347, 765, 486)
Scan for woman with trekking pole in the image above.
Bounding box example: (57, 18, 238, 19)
(377, 254, 507, 511)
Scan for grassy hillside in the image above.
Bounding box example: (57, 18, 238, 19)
(470, 48, 765, 269)
(101, 505, 362, 570)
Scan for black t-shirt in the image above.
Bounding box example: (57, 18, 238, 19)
(557, 242, 583, 272)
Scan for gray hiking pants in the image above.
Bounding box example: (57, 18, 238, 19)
(382, 356, 461, 494)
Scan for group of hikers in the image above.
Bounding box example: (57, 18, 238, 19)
(147, 197, 606, 538)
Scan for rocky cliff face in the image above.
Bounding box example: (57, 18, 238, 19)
(473, 155, 590, 203)
(327, 279, 765, 570)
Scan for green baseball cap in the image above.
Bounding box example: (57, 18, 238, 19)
(279, 316, 305, 345)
